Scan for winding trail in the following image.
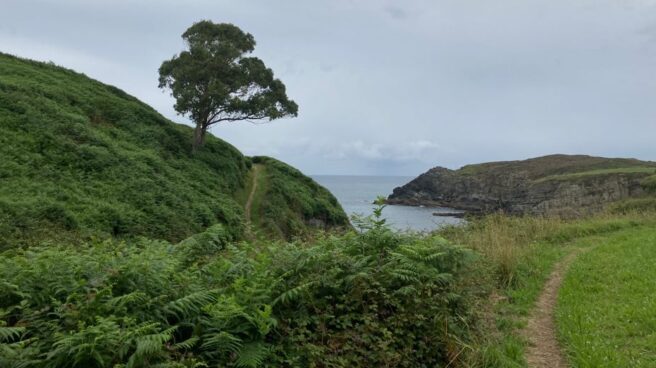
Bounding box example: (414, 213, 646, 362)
(244, 164, 262, 223)
(524, 248, 589, 368)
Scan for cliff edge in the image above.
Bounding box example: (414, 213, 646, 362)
(387, 155, 656, 217)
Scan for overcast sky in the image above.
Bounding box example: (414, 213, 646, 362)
(2, 0, 655, 175)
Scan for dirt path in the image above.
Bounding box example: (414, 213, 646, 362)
(244, 164, 262, 223)
(524, 249, 588, 368)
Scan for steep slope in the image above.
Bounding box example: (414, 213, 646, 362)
(0, 53, 348, 248)
(251, 156, 349, 238)
(388, 154, 656, 216)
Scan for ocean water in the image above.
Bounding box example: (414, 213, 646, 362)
(312, 175, 463, 232)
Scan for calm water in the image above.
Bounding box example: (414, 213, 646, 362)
(312, 175, 463, 232)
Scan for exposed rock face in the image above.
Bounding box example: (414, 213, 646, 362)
(387, 155, 656, 216)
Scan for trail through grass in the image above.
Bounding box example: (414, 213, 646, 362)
(524, 249, 588, 368)
(443, 213, 655, 367)
(556, 227, 656, 367)
(244, 164, 263, 222)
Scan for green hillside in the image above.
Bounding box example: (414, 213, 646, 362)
(249, 156, 349, 238)
(458, 154, 656, 180)
(0, 53, 348, 249)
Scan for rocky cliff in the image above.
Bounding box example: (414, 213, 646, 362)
(387, 155, 656, 217)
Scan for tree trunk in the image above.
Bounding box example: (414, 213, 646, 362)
(192, 124, 206, 153)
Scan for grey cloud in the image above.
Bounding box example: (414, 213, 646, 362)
(384, 6, 408, 19)
(327, 140, 446, 162)
(1, 0, 655, 176)
(319, 63, 337, 72)
(638, 23, 656, 42)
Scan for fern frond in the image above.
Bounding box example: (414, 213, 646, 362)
(108, 291, 149, 308)
(127, 326, 177, 368)
(0, 326, 25, 342)
(200, 331, 242, 355)
(173, 336, 200, 351)
(164, 290, 219, 320)
(393, 285, 418, 296)
(272, 281, 316, 306)
(433, 273, 454, 286)
(389, 269, 420, 283)
(235, 342, 270, 368)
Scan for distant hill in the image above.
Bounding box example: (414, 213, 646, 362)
(0, 53, 348, 249)
(387, 154, 656, 216)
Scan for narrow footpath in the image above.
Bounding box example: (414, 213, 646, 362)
(524, 248, 589, 368)
(244, 164, 262, 224)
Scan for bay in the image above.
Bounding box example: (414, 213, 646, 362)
(312, 175, 464, 232)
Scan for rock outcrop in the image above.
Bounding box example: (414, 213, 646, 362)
(387, 155, 656, 217)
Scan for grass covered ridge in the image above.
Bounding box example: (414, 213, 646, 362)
(0, 53, 347, 248)
(457, 154, 656, 180)
(534, 166, 656, 183)
(251, 156, 349, 238)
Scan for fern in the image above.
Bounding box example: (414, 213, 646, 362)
(127, 326, 177, 368)
(235, 342, 270, 368)
(173, 336, 199, 351)
(108, 291, 149, 309)
(393, 285, 417, 296)
(164, 290, 219, 320)
(0, 326, 25, 342)
(0, 206, 476, 367)
(200, 331, 242, 356)
(272, 281, 316, 306)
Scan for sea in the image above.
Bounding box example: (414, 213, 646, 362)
(312, 175, 464, 232)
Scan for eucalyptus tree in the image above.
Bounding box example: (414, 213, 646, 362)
(159, 20, 298, 151)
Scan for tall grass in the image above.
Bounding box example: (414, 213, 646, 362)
(439, 208, 654, 287)
(440, 214, 563, 286)
(443, 204, 656, 367)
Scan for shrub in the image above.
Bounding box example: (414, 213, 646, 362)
(0, 208, 477, 367)
(640, 174, 656, 193)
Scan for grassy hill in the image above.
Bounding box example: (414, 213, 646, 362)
(248, 156, 350, 238)
(0, 53, 348, 249)
(458, 154, 656, 180)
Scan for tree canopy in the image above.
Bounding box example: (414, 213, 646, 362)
(159, 20, 298, 150)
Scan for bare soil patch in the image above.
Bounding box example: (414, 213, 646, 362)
(524, 248, 588, 368)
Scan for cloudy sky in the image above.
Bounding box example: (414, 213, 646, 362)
(2, 0, 655, 175)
